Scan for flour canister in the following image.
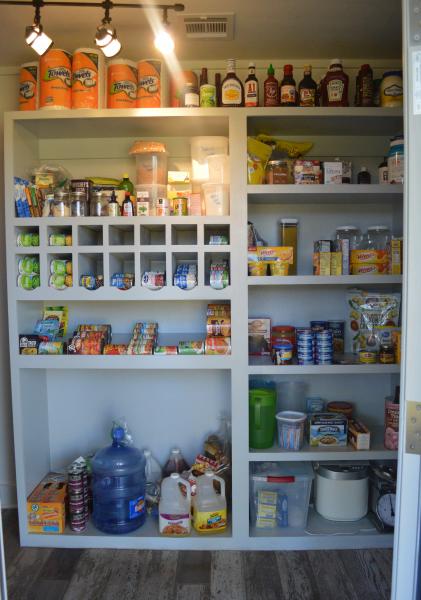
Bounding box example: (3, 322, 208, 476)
(39, 49, 72, 109)
(315, 463, 369, 521)
(136, 59, 168, 108)
(107, 59, 137, 108)
(72, 48, 105, 109)
(19, 62, 38, 110)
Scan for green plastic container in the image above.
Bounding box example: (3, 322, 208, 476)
(249, 388, 276, 449)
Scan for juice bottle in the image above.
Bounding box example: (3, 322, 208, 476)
(221, 59, 244, 107)
(159, 473, 191, 536)
(162, 447, 189, 477)
(193, 470, 227, 534)
(280, 64, 297, 106)
(321, 60, 349, 107)
(245, 62, 259, 107)
(264, 64, 279, 107)
(298, 65, 317, 107)
(118, 174, 134, 196)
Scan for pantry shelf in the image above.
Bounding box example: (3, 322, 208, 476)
(15, 286, 232, 301)
(17, 355, 233, 369)
(247, 184, 403, 205)
(248, 356, 400, 375)
(248, 427, 397, 462)
(248, 275, 403, 286)
(249, 508, 393, 550)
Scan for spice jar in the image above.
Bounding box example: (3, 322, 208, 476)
(379, 343, 395, 364)
(266, 159, 293, 184)
(90, 191, 109, 217)
(184, 82, 199, 107)
(52, 190, 71, 217)
(70, 190, 88, 216)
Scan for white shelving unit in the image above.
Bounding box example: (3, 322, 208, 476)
(4, 106, 403, 551)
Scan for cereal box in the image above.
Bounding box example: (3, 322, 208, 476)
(309, 413, 348, 447)
(27, 472, 67, 534)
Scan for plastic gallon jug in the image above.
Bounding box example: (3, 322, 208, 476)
(193, 470, 227, 533)
(249, 387, 276, 449)
(91, 426, 146, 534)
(159, 473, 191, 536)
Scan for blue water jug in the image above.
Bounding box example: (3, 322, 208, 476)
(92, 426, 146, 534)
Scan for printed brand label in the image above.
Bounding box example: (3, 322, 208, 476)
(280, 84, 296, 104)
(111, 80, 137, 99)
(44, 67, 72, 87)
(299, 88, 316, 106)
(20, 80, 36, 100)
(265, 82, 279, 106)
(222, 81, 242, 105)
(108, 64, 137, 108)
(384, 83, 403, 97)
(200, 85, 216, 107)
(159, 513, 190, 535)
(73, 68, 97, 88)
(245, 80, 258, 106)
(327, 79, 344, 102)
(194, 509, 227, 533)
(185, 92, 199, 106)
(137, 60, 161, 108)
(129, 495, 145, 519)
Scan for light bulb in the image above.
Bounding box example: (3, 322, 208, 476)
(154, 28, 174, 54)
(25, 24, 53, 56)
(101, 37, 121, 58)
(95, 25, 114, 48)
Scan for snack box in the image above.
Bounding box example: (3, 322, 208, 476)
(350, 249, 389, 265)
(19, 334, 41, 354)
(323, 161, 352, 184)
(256, 246, 293, 265)
(309, 413, 348, 447)
(348, 418, 371, 450)
(27, 472, 67, 534)
(294, 160, 322, 184)
(248, 318, 271, 355)
(390, 238, 403, 274)
(313, 252, 331, 276)
(350, 263, 389, 275)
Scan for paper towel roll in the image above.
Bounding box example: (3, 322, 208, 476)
(136, 59, 169, 108)
(39, 49, 72, 110)
(107, 59, 137, 108)
(19, 61, 38, 110)
(72, 47, 105, 109)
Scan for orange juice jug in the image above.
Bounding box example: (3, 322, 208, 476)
(72, 48, 104, 109)
(107, 59, 137, 109)
(39, 49, 72, 109)
(19, 62, 38, 110)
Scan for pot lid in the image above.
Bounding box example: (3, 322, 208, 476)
(316, 463, 369, 480)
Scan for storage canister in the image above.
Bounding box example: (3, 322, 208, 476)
(279, 219, 298, 275)
(129, 140, 168, 186)
(276, 411, 306, 450)
(71, 190, 88, 216)
(52, 190, 71, 217)
(315, 463, 369, 521)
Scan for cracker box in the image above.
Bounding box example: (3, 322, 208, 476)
(27, 472, 67, 534)
(294, 160, 322, 184)
(348, 419, 371, 450)
(309, 413, 348, 447)
(256, 246, 294, 264)
(19, 334, 41, 354)
(313, 252, 331, 276)
(248, 318, 271, 355)
(323, 161, 343, 184)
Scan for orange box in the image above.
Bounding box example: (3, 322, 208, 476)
(257, 246, 293, 264)
(350, 263, 389, 275)
(350, 249, 389, 264)
(390, 239, 403, 274)
(27, 472, 67, 534)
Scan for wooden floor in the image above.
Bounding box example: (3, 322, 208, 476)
(3, 510, 393, 600)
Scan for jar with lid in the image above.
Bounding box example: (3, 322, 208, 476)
(266, 158, 293, 184)
(52, 190, 71, 217)
(335, 226, 360, 275)
(387, 135, 404, 184)
(90, 191, 109, 217)
(70, 190, 88, 217)
(380, 71, 403, 107)
(367, 225, 391, 251)
(279, 218, 298, 275)
(184, 82, 199, 107)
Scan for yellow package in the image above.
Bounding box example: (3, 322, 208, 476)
(193, 509, 227, 533)
(313, 252, 331, 275)
(390, 239, 402, 274)
(330, 252, 342, 276)
(255, 134, 313, 159)
(247, 138, 273, 184)
(257, 246, 293, 264)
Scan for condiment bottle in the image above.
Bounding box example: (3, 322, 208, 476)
(108, 190, 120, 216)
(298, 65, 317, 107)
(215, 73, 222, 107)
(357, 167, 371, 184)
(122, 191, 134, 216)
(118, 174, 134, 196)
(355, 64, 374, 107)
(199, 67, 216, 107)
(321, 59, 349, 107)
(221, 59, 244, 107)
(378, 157, 388, 184)
(264, 64, 279, 107)
(184, 82, 199, 107)
(162, 448, 189, 478)
(280, 64, 297, 106)
(245, 62, 259, 107)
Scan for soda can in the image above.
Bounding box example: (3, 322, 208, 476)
(17, 273, 40, 290)
(18, 256, 39, 275)
(17, 232, 39, 247)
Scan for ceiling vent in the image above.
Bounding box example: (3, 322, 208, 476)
(182, 14, 235, 40)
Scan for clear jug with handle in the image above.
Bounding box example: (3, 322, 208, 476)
(193, 470, 227, 533)
(159, 473, 191, 536)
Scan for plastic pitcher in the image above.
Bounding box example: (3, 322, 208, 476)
(249, 387, 276, 449)
(193, 470, 227, 533)
(91, 426, 146, 534)
(159, 473, 191, 536)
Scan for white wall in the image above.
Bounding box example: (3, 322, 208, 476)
(0, 67, 18, 507)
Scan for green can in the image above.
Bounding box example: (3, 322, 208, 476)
(49, 274, 66, 290)
(50, 259, 72, 276)
(17, 233, 39, 247)
(17, 274, 40, 290)
(49, 233, 71, 247)
(18, 256, 40, 275)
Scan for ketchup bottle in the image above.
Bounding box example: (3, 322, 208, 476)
(264, 64, 279, 107)
(321, 59, 349, 107)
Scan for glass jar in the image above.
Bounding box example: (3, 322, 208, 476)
(335, 226, 360, 249)
(90, 191, 109, 217)
(52, 191, 71, 217)
(367, 226, 391, 251)
(70, 191, 88, 217)
(266, 159, 293, 184)
(380, 71, 403, 107)
(279, 218, 298, 275)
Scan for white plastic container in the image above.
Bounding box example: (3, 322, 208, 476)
(202, 183, 230, 216)
(159, 473, 191, 536)
(276, 411, 307, 450)
(315, 463, 369, 521)
(207, 154, 230, 184)
(129, 140, 168, 186)
(193, 470, 227, 533)
(191, 137, 229, 182)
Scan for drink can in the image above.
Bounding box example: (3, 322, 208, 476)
(50, 259, 72, 275)
(17, 232, 39, 247)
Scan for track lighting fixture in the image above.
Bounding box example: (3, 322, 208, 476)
(94, 0, 121, 58)
(154, 8, 175, 55)
(25, 0, 53, 56)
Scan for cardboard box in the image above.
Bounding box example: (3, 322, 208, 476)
(323, 161, 343, 184)
(313, 252, 331, 276)
(294, 160, 322, 184)
(348, 419, 371, 450)
(256, 246, 293, 264)
(330, 252, 343, 276)
(248, 318, 271, 355)
(309, 413, 348, 447)
(19, 334, 41, 354)
(391, 238, 402, 274)
(27, 472, 67, 534)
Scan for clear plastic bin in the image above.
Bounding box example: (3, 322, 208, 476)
(202, 183, 230, 216)
(191, 136, 229, 182)
(129, 140, 168, 186)
(250, 462, 314, 530)
(207, 154, 230, 184)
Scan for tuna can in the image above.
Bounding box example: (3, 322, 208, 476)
(311, 321, 328, 330)
(328, 320, 345, 353)
(298, 358, 315, 365)
(359, 350, 377, 364)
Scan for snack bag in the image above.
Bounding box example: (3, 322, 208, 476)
(247, 138, 273, 184)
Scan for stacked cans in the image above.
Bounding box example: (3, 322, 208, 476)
(296, 325, 334, 365)
(296, 328, 315, 365)
(67, 458, 89, 532)
(314, 329, 333, 365)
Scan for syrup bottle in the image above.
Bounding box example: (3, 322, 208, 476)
(298, 65, 317, 107)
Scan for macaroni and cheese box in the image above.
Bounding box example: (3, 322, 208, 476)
(309, 413, 348, 447)
(27, 472, 67, 534)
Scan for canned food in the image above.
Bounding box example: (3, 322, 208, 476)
(311, 321, 328, 330)
(18, 256, 40, 275)
(50, 259, 72, 276)
(49, 233, 73, 246)
(49, 273, 70, 290)
(178, 340, 205, 355)
(17, 273, 40, 290)
(173, 197, 188, 216)
(272, 340, 293, 365)
(359, 350, 377, 364)
(156, 197, 170, 216)
(328, 320, 345, 353)
(17, 232, 39, 247)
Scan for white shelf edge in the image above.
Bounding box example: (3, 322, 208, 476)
(247, 184, 403, 195)
(17, 355, 233, 370)
(248, 362, 400, 375)
(248, 275, 402, 286)
(15, 286, 232, 301)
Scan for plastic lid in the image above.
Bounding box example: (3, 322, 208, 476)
(129, 140, 167, 155)
(330, 59, 342, 65)
(336, 225, 358, 231)
(276, 411, 307, 423)
(112, 426, 125, 442)
(367, 225, 389, 231)
(280, 218, 298, 224)
(267, 63, 275, 75)
(170, 472, 180, 479)
(122, 173, 129, 179)
(316, 463, 368, 481)
(284, 64, 293, 73)
(383, 70, 403, 78)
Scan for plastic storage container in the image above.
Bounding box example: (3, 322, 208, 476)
(276, 381, 307, 413)
(91, 426, 146, 534)
(191, 136, 229, 182)
(250, 462, 314, 530)
(207, 154, 230, 184)
(276, 411, 307, 450)
(202, 183, 230, 216)
(129, 140, 168, 186)
(367, 225, 391, 250)
(249, 387, 276, 449)
(314, 463, 369, 521)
